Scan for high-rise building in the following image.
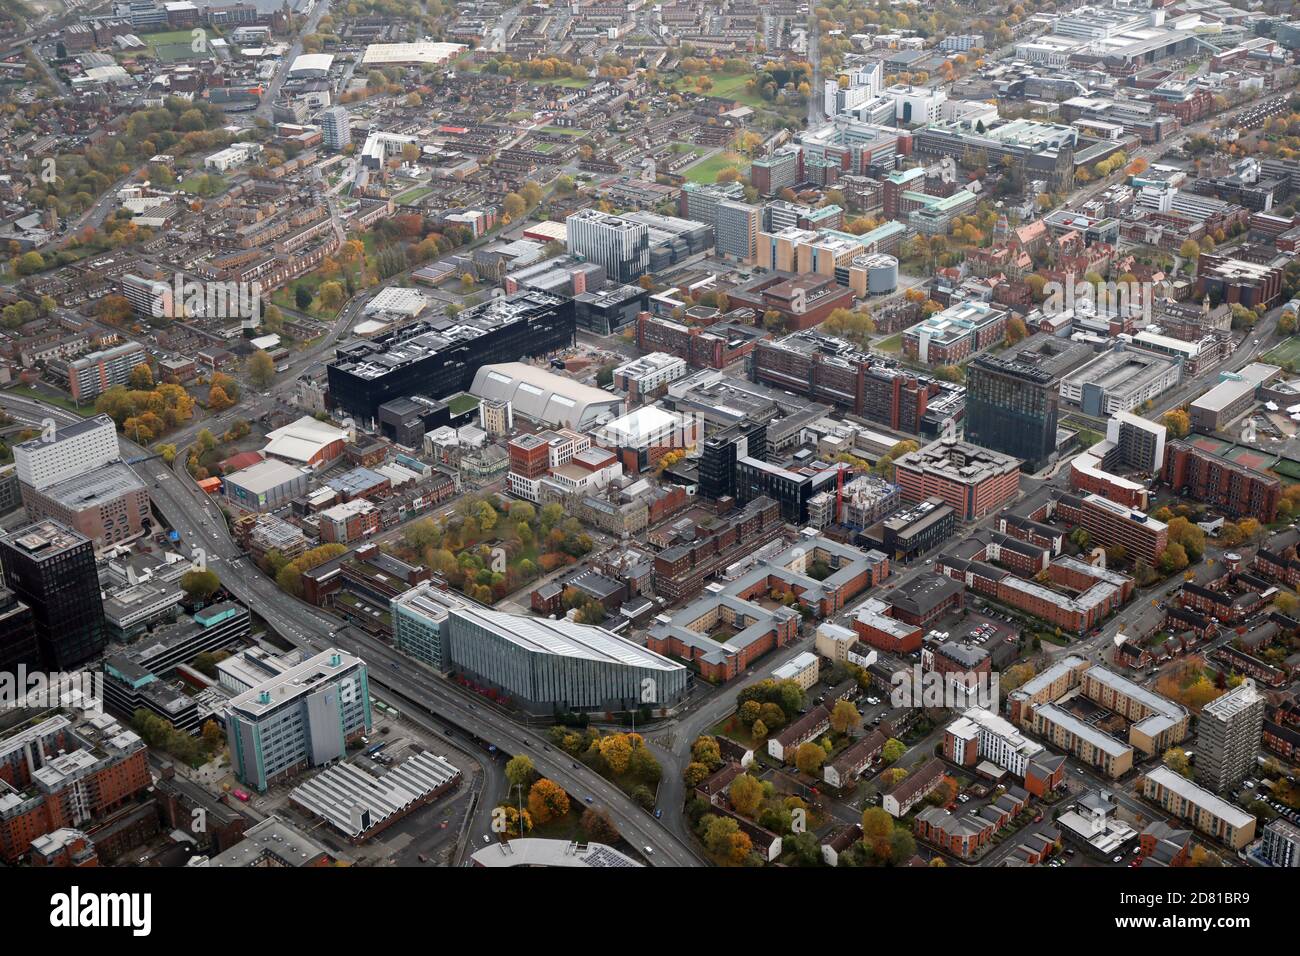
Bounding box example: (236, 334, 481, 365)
(564, 209, 650, 283)
(680, 182, 760, 261)
(1196, 679, 1265, 792)
(964, 334, 1093, 473)
(0, 587, 37, 678)
(226, 649, 372, 791)
(0, 520, 106, 671)
(892, 438, 1021, 521)
(319, 105, 351, 150)
(699, 417, 767, 502)
(13, 415, 120, 492)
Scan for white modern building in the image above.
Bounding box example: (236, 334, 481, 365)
(565, 209, 650, 283)
(12, 415, 121, 492)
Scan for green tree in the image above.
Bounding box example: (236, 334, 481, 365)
(179, 568, 220, 603)
(247, 350, 275, 388)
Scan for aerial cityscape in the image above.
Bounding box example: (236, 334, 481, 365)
(0, 0, 1299, 907)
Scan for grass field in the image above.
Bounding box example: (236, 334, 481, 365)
(672, 72, 767, 109)
(540, 126, 587, 137)
(1264, 336, 1300, 367)
(141, 29, 212, 63)
(393, 185, 434, 204)
(683, 151, 747, 185)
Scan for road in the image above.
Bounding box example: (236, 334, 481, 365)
(0, 391, 705, 867)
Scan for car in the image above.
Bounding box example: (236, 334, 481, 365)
(1112, 854, 1124, 863)
(1075, 767, 1085, 775)
(584, 796, 594, 804)
(417, 854, 429, 863)
(572, 762, 579, 769)
(1033, 814, 1043, 824)
(644, 846, 654, 855)
(483, 835, 490, 844)
(1132, 845, 1141, 855)
(655, 808, 662, 818)
(1065, 848, 1076, 857)
(1129, 858, 1142, 868)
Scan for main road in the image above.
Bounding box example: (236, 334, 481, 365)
(0, 391, 705, 867)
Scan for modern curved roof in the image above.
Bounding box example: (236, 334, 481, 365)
(469, 362, 622, 428)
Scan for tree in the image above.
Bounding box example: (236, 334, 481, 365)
(1162, 409, 1191, 439)
(794, 741, 826, 775)
(729, 773, 764, 817)
(179, 569, 220, 603)
(691, 735, 723, 770)
(684, 762, 712, 787)
(703, 815, 752, 865)
(505, 755, 535, 790)
(1162, 747, 1192, 778)
(247, 350, 275, 388)
(882, 738, 906, 763)
(129, 363, 154, 390)
(598, 733, 634, 775)
(830, 699, 860, 734)
(580, 808, 620, 843)
(295, 286, 313, 310)
(527, 778, 571, 825)
(1005, 316, 1029, 345)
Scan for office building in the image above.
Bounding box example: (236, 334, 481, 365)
(1104, 412, 1166, 473)
(902, 301, 1008, 366)
(699, 417, 767, 502)
(965, 335, 1094, 472)
(22, 463, 150, 547)
(572, 284, 648, 336)
(0, 521, 106, 671)
(319, 105, 351, 150)
(1189, 362, 1280, 433)
(1196, 680, 1265, 793)
(892, 438, 1020, 521)
(0, 588, 37, 678)
(227, 649, 372, 792)
(327, 290, 575, 421)
(1059, 348, 1181, 416)
(679, 182, 760, 261)
(750, 330, 947, 435)
(736, 458, 847, 524)
(1142, 765, 1257, 849)
(12, 416, 120, 492)
(564, 210, 650, 283)
(392, 584, 687, 714)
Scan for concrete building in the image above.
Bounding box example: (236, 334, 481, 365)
(227, 649, 372, 792)
(13, 415, 120, 492)
(565, 210, 650, 283)
(1195, 680, 1265, 793)
(892, 438, 1021, 521)
(1142, 765, 1257, 849)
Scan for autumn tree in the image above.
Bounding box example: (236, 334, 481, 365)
(830, 699, 861, 734)
(505, 755, 535, 790)
(794, 741, 826, 775)
(527, 778, 571, 825)
(179, 569, 220, 603)
(729, 773, 764, 818)
(247, 350, 275, 389)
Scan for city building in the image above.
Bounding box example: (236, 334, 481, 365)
(20, 464, 150, 548)
(944, 708, 1045, 778)
(12, 416, 120, 492)
(1259, 818, 1300, 867)
(0, 520, 106, 670)
(0, 587, 37, 678)
(0, 714, 149, 864)
(1141, 765, 1257, 849)
(573, 285, 649, 336)
(48, 342, 149, 403)
(1162, 440, 1281, 523)
(327, 291, 575, 422)
(902, 301, 1008, 366)
(892, 438, 1021, 521)
(223, 459, 312, 512)
(1054, 492, 1169, 564)
(392, 584, 687, 714)
(564, 210, 649, 283)
(319, 105, 351, 150)
(1188, 362, 1281, 433)
(1058, 348, 1181, 416)
(679, 182, 760, 261)
(1195, 680, 1265, 793)
(227, 649, 372, 792)
(470, 363, 623, 430)
(964, 335, 1094, 472)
